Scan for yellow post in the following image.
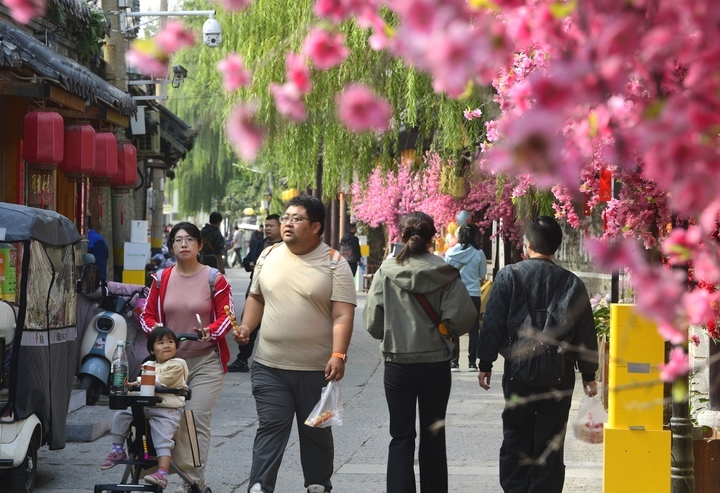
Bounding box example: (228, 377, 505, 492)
(603, 304, 670, 493)
(122, 270, 146, 286)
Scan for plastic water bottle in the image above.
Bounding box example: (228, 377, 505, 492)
(110, 341, 129, 396)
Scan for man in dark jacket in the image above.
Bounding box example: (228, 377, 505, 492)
(227, 214, 282, 372)
(200, 212, 226, 274)
(339, 223, 362, 277)
(477, 216, 598, 493)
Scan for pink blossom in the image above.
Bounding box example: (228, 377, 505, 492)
(270, 83, 308, 122)
(690, 334, 701, 347)
(660, 347, 691, 382)
(657, 321, 686, 345)
(286, 53, 312, 94)
(125, 45, 169, 79)
(214, 0, 253, 11)
(662, 226, 702, 265)
(464, 108, 483, 121)
(682, 289, 718, 326)
(3, 0, 45, 23)
(336, 84, 392, 133)
(302, 29, 349, 70)
(313, 0, 365, 22)
(226, 102, 266, 162)
(217, 54, 252, 92)
(155, 21, 196, 53)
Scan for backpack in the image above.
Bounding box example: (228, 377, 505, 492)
(508, 267, 570, 389)
(339, 237, 357, 263)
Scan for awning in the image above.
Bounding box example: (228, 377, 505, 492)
(0, 19, 135, 117)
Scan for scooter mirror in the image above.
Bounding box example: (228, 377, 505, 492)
(79, 264, 101, 295)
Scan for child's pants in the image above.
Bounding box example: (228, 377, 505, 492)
(110, 406, 182, 458)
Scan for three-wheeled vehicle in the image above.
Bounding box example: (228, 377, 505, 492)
(0, 202, 81, 493)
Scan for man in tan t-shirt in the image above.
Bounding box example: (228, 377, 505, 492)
(234, 195, 356, 493)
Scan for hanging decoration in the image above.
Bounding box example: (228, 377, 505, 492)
(59, 125, 96, 180)
(90, 132, 118, 182)
(112, 142, 138, 190)
(23, 111, 64, 165)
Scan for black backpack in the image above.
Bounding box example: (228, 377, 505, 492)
(508, 267, 570, 388)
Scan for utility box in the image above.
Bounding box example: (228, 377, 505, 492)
(608, 304, 665, 430)
(604, 303, 670, 493)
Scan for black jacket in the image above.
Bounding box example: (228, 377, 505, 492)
(478, 258, 598, 381)
(340, 232, 361, 264)
(200, 224, 225, 268)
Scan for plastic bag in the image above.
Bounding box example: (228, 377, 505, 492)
(572, 395, 607, 444)
(304, 380, 343, 428)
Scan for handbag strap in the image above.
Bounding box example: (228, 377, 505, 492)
(414, 293, 451, 338)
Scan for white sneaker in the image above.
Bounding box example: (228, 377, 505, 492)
(250, 483, 264, 493)
(307, 485, 326, 493)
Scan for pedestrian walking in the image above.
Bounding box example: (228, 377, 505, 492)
(444, 222, 487, 371)
(339, 222, 362, 277)
(363, 211, 476, 493)
(88, 223, 109, 281)
(233, 195, 356, 493)
(227, 214, 282, 373)
(230, 225, 243, 268)
(101, 326, 188, 490)
(141, 222, 235, 492)
(477, 215, 599, 493)
(200, 212, 226, 274)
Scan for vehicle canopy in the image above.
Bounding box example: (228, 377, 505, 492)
(0, 202, 81, 450)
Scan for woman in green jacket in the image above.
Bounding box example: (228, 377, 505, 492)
(363, 211, 476, 493)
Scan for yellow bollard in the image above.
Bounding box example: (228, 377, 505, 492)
(603, 304, 670, 493)
(122, 270, 146, 286)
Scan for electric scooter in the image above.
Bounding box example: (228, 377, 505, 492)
(77, 263, 148, 405)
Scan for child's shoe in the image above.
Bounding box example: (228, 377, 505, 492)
(100, 450, 127, 470)
(144, 470, 169, 489)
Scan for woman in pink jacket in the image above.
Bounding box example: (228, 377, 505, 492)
(141, 221, 235, 492)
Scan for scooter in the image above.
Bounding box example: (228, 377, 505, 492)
(77, 263, 148, 406)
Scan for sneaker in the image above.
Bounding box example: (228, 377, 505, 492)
(228, 359, 250, 373)
(249, 483, 264, 493)
(100, 450, 127, 470)
(144, 470, 168, 489)
(307, 486, 326, 493)
(450, 361, 460, 372)
(468, 363, 478, 372)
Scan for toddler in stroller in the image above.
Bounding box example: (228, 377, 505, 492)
(97, 326, 199, 492)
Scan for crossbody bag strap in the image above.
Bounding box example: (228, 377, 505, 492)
(414, 293, 451, 338)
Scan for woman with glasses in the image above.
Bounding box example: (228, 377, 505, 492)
(363, 211, 476, 493)
(140, 221, 235, 491)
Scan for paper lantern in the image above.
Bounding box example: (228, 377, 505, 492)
(112, 143, 138, 188)
(90, 133, 118, 181)
(59, 125, 95, 178)
(23, 111, 64, 164)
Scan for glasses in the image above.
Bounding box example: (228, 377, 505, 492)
(280, 215, 310, 225)
(173, 236, 197, 245)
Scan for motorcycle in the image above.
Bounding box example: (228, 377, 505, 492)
(77, 264, 149, 406)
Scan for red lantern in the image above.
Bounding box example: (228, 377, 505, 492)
(59, 125, 96, 178)
(112, 143, 138, 189)
(23, 111, 64, 164)
(90, 133, 118, 182)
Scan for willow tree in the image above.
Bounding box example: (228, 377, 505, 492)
(169, 0, 495, 211)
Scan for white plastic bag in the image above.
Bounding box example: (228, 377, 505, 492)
(304, 380, 343, 428)
(572, 395, 607, 444)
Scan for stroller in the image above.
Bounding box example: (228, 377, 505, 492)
(93, 335, 211, 493)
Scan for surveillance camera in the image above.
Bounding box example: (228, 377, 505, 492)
(202, 18, 222, 48)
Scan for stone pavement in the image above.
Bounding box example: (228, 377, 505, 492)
(26, 268, 603, 493)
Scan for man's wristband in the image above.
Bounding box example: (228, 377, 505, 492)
(332, 352, 348, 363)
